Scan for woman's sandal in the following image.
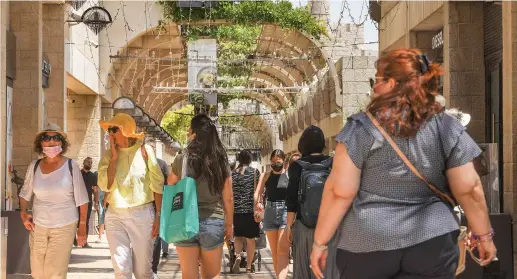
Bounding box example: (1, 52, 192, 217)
(246, 268, 254, 274)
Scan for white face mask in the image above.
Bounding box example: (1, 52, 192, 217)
(42, 146, 62, 158)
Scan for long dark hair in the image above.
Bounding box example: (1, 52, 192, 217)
(187, 114, 229, 195)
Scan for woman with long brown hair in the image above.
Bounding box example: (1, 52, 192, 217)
(311, 49, 497, 279)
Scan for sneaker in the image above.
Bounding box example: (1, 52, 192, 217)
(94, 239, 102, 244)
(162, 252, 168, 258)
(232, 256, 241, 274)
(82, 243, 92, 248)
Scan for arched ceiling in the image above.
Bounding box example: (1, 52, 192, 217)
(108, 22, 341, 145)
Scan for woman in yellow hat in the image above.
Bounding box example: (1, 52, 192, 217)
(97, 113, 164, 279)
(19, 123, 90, 279)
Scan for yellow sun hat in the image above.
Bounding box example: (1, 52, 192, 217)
(99, 113, 145, 140)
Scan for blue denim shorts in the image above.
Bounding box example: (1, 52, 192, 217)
(263, 201, 287, 231)
(174, 218, 225, 250)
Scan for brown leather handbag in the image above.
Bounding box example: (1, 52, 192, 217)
(366, 112, 480, 275)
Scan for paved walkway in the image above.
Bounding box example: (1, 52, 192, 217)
(8, 235, 291, 279)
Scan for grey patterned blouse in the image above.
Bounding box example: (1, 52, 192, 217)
(335, 112, 481, 253)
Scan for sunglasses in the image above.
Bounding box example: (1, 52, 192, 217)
(42, 134, 63, 142)
(369, 77, 389, 89)
(108, 126, 120, 134)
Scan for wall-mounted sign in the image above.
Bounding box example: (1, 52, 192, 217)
(42, 59, 51, 88)
(432, 30, 443, 50)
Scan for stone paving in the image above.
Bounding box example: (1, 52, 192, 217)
(8, 235, 291, 279)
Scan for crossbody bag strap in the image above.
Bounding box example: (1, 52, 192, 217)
(365, 112, 457, 208)
(181, 153, 188, 179)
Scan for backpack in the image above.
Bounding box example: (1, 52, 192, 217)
(295, 157, 333, 228)
(34, 159, 73, 178)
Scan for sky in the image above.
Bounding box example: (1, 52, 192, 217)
(292, 0, 379, 50)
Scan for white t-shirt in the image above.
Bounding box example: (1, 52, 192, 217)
(19, 159, 90, 228)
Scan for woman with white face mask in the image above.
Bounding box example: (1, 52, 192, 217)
(19, 123, 90, 279)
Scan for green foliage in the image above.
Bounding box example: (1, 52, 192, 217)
(158, 1, 328, 39)
(156, 0, 327, 109)
(218, 113, 245, 126)
(161, 105, 194, 146)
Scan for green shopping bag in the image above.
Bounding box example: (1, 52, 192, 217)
(160, 155, 199, 243)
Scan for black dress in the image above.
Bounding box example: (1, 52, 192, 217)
(232, 167, 260, 238)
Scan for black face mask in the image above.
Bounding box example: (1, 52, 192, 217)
(271, 163, 284, 172)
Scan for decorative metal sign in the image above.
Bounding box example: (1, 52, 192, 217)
(42, 59, 51, 88)
(432, 30, 443, 50)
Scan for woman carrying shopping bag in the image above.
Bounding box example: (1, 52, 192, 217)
(166, 114, 234, 279)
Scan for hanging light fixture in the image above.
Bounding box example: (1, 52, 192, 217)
(67, 0, 87, 10)
(81, 6, 113, 35)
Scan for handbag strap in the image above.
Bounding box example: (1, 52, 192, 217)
(365, 112, 457, 208)
(181, 153, 188, 179)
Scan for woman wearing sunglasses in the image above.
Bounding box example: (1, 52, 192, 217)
(19, 123, 90, 279)
(98, 113, 164, 279)
(310, 49, 497, 279)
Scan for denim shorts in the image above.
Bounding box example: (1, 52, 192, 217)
(174, 218, 225, 250)
(263, 201, 287, 231)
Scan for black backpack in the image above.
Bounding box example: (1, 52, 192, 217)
(296, 157, 333, 228)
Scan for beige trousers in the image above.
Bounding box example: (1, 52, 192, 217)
(105, 203, 155, 279)
(29, 221, 77, 279)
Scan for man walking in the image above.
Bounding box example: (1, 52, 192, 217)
(75, 157, 97, 248)
(152, 157, 170, 275)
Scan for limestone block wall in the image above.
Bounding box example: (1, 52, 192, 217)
(337, 55, 376, 121)
(1, 1, 8, 211)
(42, 4, 66, 128)
(10, 1, 42, 174)
(445, 1, 485, 142)
(320, 24, 368, 63)
(66, 94, 101, 170)
(501, 1, 517, 270)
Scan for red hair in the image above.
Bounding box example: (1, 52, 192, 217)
(367, 48, 444, 137)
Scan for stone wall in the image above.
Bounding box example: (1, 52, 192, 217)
(1, 1, 7, 211)
(10, 1, 42, 174)
(321, 23, 371, 63)
(338, 55, 376, 121)
(42, 4, 66, 128)
(501, 1, 517, 272)
(66, 94, 101, 170)
(445, 1, 485, 142)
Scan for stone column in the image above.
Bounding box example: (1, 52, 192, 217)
(42, 4, 66, 128)
(501, 1, 517, 270)
(10, 1, 42, 173)
(0, 1, 7, 211)
(443, 1, 485, 142)
(67, 94, 101, 169)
